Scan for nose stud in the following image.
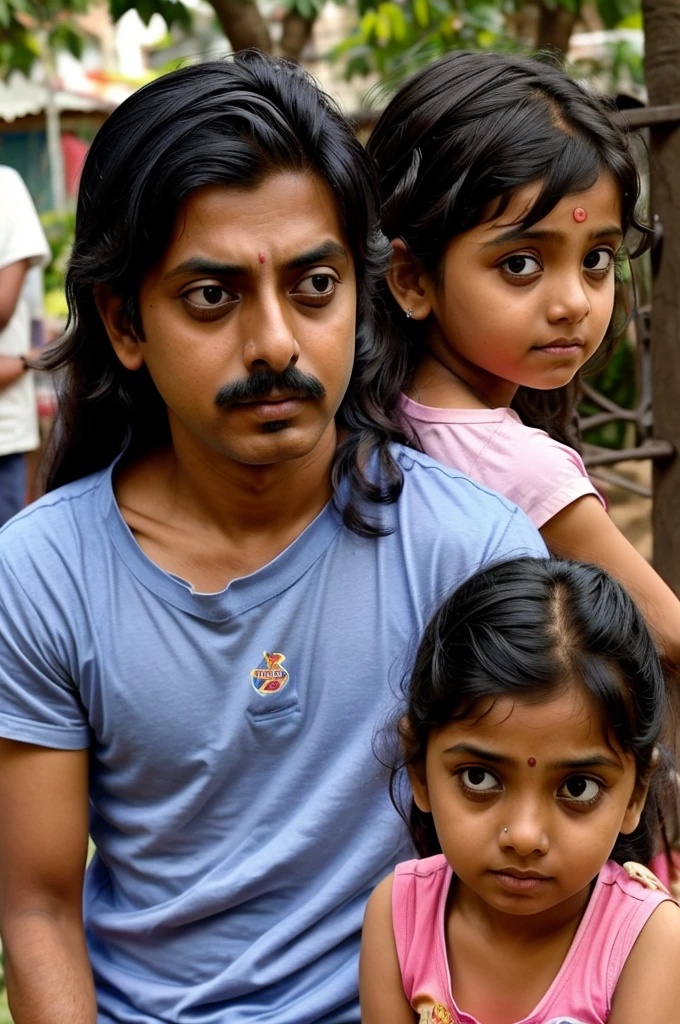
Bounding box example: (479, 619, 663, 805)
(502, 827, 509, 834)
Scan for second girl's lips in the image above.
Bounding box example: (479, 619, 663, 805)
(491, 867, 553, 893)
(532, 337, 585, 355)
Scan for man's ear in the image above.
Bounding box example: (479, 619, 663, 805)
(620, 748, 658, 835)
(406, 760, 432, 814)
(386, 238, 433, 321)
(94, 285, 144, 371)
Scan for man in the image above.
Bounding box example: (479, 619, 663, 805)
(0, 166, 50, 523)
(0, 53, 545, 1024)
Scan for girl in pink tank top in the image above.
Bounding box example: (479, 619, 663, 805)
(360, 558, 680, 1024)
(366, 52, 680, 677)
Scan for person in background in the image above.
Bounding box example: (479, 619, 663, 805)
(0, 165, 50, 524)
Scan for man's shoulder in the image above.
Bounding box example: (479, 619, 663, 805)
(393, 444, 524, 515)
(386, 444, 547, 566)
(0, 468, 110, 565)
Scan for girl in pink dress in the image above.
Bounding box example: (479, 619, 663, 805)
(360, 558, 680, 1024)
(366, 51, 680, 672)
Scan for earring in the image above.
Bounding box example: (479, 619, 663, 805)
(405, 308, 414, 319)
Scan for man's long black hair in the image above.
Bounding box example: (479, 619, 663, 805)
(42, 51, 409, 536)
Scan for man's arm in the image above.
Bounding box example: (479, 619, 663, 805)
(0, 738, 96, 1024)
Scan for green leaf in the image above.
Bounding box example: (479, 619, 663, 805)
(413, 0, 429, 29)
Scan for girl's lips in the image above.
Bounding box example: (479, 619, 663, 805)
(533, 338, 584, 355)
(492, 870, 552, 893)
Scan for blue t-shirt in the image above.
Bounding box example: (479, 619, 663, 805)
(0, 446, 546, 1023)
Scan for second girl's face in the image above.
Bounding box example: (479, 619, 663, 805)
(425, 173, 623, 406)
(409, 685, 647, 924)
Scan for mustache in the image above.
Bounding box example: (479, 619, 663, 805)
(215, 366, 327, 408)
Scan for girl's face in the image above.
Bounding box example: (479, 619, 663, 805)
(420, 172, 623, 407)
(408, 684, 647, 924)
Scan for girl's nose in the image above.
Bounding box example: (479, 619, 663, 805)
(546, 276, 591, 325)
(499, 807, 550, 857)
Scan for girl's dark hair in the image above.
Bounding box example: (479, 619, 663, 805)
(42, 50, 408, 537)
(392, 557, 673, 867)
(367, 51, 651, 449)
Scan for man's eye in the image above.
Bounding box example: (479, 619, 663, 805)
(459, 767, 500, 792)
(500, 255, 541, 277)
(295, 273, 336, 297)
(184, 285, 233, 307)
(557, 776, 602, 803)
(583, 248, 614, 273)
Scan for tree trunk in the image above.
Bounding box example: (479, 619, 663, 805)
(644, 0, 680, 593)
(207, 0, 272, 53)
(279, 9, 315, 61)
(535, 0, 581, 57)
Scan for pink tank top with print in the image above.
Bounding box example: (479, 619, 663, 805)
(392, 855, 672, 1024)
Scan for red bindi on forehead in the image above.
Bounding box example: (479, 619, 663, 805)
(258, 252, 266, 264)
(527, 757, 537, 767)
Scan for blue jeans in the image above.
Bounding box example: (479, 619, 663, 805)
(0, 452, 26, 526)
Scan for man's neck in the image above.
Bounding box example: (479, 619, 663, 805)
(114, 427, 337, 592)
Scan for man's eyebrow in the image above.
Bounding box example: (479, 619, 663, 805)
(285, 241, 348, 270)
(164, 242, 349, 281)
(481, 225, 624, 248)
(165, 258, 246, 279)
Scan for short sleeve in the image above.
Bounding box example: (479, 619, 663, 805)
(0, 550, 90, 750)
(0, 167, 50, 271)
(498, 426, 605, 529)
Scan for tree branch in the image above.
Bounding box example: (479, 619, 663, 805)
(206, 0, 272, 53)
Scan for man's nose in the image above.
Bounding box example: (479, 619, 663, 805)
(242, 295, 300, 374)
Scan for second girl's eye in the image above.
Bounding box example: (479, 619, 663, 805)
(500, 254, 541, 277)
(583, 248, 614, 273)
(557, 776, 602, 804)
(459, 767, 501, 793)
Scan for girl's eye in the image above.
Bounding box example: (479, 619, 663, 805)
(294, 273, 337, 301)
(500, 254, 541, 277)
(183, 285, 235, 308)
(459, 767, 501, 793)
(557, 776, 602, 804)
(583, 248, 614, 273)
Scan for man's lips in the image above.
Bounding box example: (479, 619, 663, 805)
(230, 393, 311, 421)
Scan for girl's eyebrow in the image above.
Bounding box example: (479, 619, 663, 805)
(442, 742, 623, 771)
(442, 742, 509, 763)
(481, 225, 624, 247)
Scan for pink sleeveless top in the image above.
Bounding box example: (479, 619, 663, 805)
(393, 855, 672, 1024)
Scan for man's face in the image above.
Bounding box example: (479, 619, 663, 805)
(126, 172, 357, 468)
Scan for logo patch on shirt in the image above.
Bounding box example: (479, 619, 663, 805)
(250, 652, 290, 695)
